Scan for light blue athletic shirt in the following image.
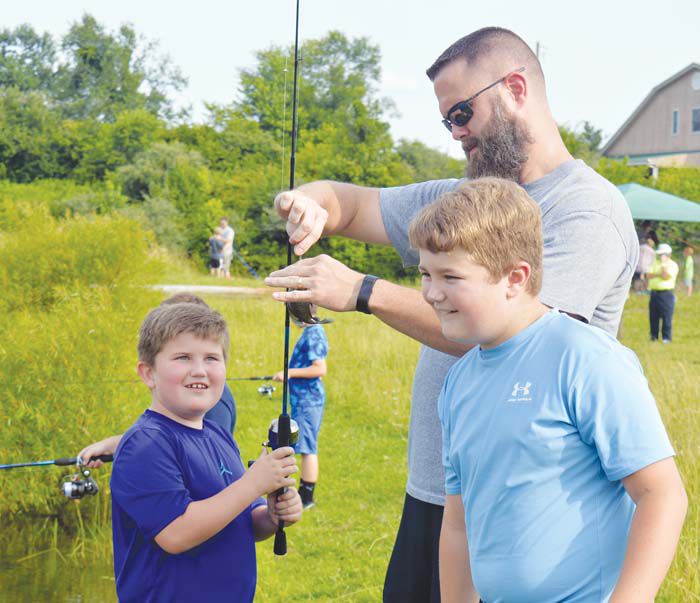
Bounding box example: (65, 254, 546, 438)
(438, 310, 674, 603)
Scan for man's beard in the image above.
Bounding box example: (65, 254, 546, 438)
(464, 97, 533, 182)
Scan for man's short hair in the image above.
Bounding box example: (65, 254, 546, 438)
(408, 178, 543, 295)
(426, 27, 544, 87)
(138, 302, 230, 365)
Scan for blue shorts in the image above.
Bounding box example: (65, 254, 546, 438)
(291, 404, 324, 455)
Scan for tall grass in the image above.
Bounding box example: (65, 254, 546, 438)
(1, 270, 698, 601)
(0, 201, 166, 522)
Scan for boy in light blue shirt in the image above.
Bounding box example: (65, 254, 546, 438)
(408, 178, 687, 603)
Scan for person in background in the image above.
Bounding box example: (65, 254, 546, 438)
(209, 227, 225, 277)
(683, 246, 694, 297)
(273, 310, 329, 510)
(647, 243, 679, 343)
(634, 232, 657, 293)
(220, 217, 235, 279)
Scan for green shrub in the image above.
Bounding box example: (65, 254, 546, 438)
(0, 207, 166, 521)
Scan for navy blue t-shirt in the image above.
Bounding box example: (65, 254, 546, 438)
(204, 383, 237, 435)
(111, 410, 265, 603)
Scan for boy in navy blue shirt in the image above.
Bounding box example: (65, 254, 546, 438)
(110, 302, 302, 603)
(409, 179, 687, 603)
(274, 313, 328, 509)
(77, 294, 237, 467)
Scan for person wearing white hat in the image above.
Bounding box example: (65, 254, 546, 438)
(647, 243, 679, 343)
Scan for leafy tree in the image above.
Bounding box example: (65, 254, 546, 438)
(0, 88, 65, 181)
(173, 105, 281, 173)
(396, 139, 463, 182)
(237, 31, 386, 134)
(54, 14, 186, 122)
(580, 121, 602, 153)
(0, 24, 57, 93)
(116, 142, 217, 252)
(559, 121, 604, 162)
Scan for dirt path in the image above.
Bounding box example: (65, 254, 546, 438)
(150, 284, 270, 297)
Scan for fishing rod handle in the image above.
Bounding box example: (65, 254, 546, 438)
(56, 454, 115, 466)
(273, 413, 293, 556)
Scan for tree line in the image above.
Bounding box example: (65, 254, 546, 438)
(1, 15, 697, 278)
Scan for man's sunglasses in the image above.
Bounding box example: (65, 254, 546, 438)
(441, 67, 525, 132)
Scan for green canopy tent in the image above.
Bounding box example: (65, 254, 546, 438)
(617, 183, 700, 222)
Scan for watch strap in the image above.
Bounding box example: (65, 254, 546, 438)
(356, 275, 379, 314)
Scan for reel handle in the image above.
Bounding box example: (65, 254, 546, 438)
(273, 414, 292, 556)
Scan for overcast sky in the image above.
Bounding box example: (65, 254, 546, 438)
(4, 0, 700, 158)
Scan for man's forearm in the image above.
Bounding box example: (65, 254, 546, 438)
(370, 279, 471, 357)
(610, 490, 687, 602)
(296, 181, 356, 236)
(296, 181, 387, 244)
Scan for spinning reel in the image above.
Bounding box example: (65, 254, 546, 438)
(258, 384, 276, 398)
(62, 460, 100, 499)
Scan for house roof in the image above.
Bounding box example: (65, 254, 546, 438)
(601, 63, 700, 155)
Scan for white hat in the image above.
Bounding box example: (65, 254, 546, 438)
(656, 243, 672, 255)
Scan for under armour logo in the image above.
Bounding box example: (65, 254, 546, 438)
(511, 382, 531, 397)
(219, 460, 233, 477)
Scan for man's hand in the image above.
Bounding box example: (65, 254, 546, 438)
(275, 190, 329, 256)
(265, 254, 365, 312)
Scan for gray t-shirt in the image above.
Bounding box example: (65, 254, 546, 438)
(379, 159, 639, 506)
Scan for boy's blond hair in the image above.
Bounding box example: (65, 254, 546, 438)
(138, 302, 230, 365)
(408, 178, 543, 295)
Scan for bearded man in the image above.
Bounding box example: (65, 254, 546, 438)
(265, 27, 638, 603)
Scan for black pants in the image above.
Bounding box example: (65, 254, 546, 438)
(383, 493, 443, 603)
(649, 290, 675, 341)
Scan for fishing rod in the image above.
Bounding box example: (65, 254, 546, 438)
(49, 376, 275, 385)
(264, 0, 303, 558)
(0, 454, 113, 470)
(0, 454, 114, 500)
(232, 247, 262, 280)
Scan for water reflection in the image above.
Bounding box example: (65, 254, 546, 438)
(0, 519, 115, 603)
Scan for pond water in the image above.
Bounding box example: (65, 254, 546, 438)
(0, 521, 116, 603)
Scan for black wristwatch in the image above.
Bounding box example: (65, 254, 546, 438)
(356, 275, 379, 314)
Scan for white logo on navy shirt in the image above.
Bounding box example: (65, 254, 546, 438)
(508, 382, 532, 403)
